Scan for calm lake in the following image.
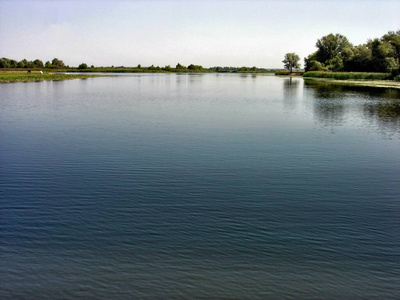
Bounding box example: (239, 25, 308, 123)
(1, 73, 399, 299)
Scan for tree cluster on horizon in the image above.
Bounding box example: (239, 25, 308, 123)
(303, 30, 400, 75)
(0, 59, 270, 73)
(0, 57, 67, 69)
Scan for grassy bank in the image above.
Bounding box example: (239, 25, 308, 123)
(303, 71, 392, 80)
(304, 77, 400, 89)
(302, 71, 400, 89)
(274, 70, 305, 76)
(0, 71, 106, 83)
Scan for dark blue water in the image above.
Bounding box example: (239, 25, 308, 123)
(1, 74, 399, 299)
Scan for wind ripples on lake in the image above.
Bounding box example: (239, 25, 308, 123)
(1, 74, 399, 299)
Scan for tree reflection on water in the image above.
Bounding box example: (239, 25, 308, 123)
(304, 80, 400, 138)
(282, 77, 301, 112)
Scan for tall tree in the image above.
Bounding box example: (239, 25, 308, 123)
(33, 59, 44, 68)
(51, 58, 65, 68)
(9, 59, 18, 68)
(368, 38, 398, 72)
(382, 30, 400, 59)
(343, 44, 372, 72)
(175, 63, 186, 69)
(283, 53, 300, 73)
(0, 58, 10, 68)
(316, 34, 352, 62)
(188, 64, 203, 70)
(78, 63, 88, 69)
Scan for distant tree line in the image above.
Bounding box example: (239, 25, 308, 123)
(126, 63, 205, 72)
(1, 57, 274, 74)
(304, 30, 400, 76)
(0, 57, 67, 69)
(209, 66, 270, 72)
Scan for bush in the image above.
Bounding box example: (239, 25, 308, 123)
(309, 60, 326, 71)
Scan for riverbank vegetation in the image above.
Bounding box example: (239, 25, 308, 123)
(304, 77, 400, 89)
(304, 30, 400, 78)
(0, 58, 274, 74)
(303, 71, 392, 80)
(278, 30, 400, 85)
(274, 70, 304, 76)
(0, 71, 105, 83)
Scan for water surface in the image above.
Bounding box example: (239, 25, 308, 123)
(1, 74, 399, 299)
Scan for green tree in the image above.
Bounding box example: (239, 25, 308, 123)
(9, 59, 18, 68)
(188, 64, 203, 70)
(78, 63, 88, 69)
(343, 44, 372, 71)
(51, 58, 65, 68)
(315, 33, 352, 66)
(0, 58, 10, 68)
(382, 30, 400, 59)
(385, 57, 399, 73)
(368, 38, 397, 72)
(33, 59, 44, 68)
(19, 59, 30, 68)
(176, 63, 186, 69)
(283, 52, 301, 73)
(304, 52, 319, 71)
(45, 61, 52, 68)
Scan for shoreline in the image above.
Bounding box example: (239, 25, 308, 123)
(0, 71, 107, 83)
(303, 77, 400, 89)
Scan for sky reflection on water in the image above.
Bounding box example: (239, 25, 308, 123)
(1, 74, 399, 299)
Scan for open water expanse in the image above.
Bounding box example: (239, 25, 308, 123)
(1, 73, 399, 299)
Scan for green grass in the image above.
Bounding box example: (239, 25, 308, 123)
(274, 70, 290, 75)
(0, 71, 106, 83)
(303, 71, 392, 80)
(274, 70, 304, 76)
(303, 77, 400, 89)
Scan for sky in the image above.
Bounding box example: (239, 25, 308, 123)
(0, 0, 399, 68)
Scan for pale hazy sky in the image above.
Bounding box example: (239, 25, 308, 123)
(1, 0, 399, 68)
